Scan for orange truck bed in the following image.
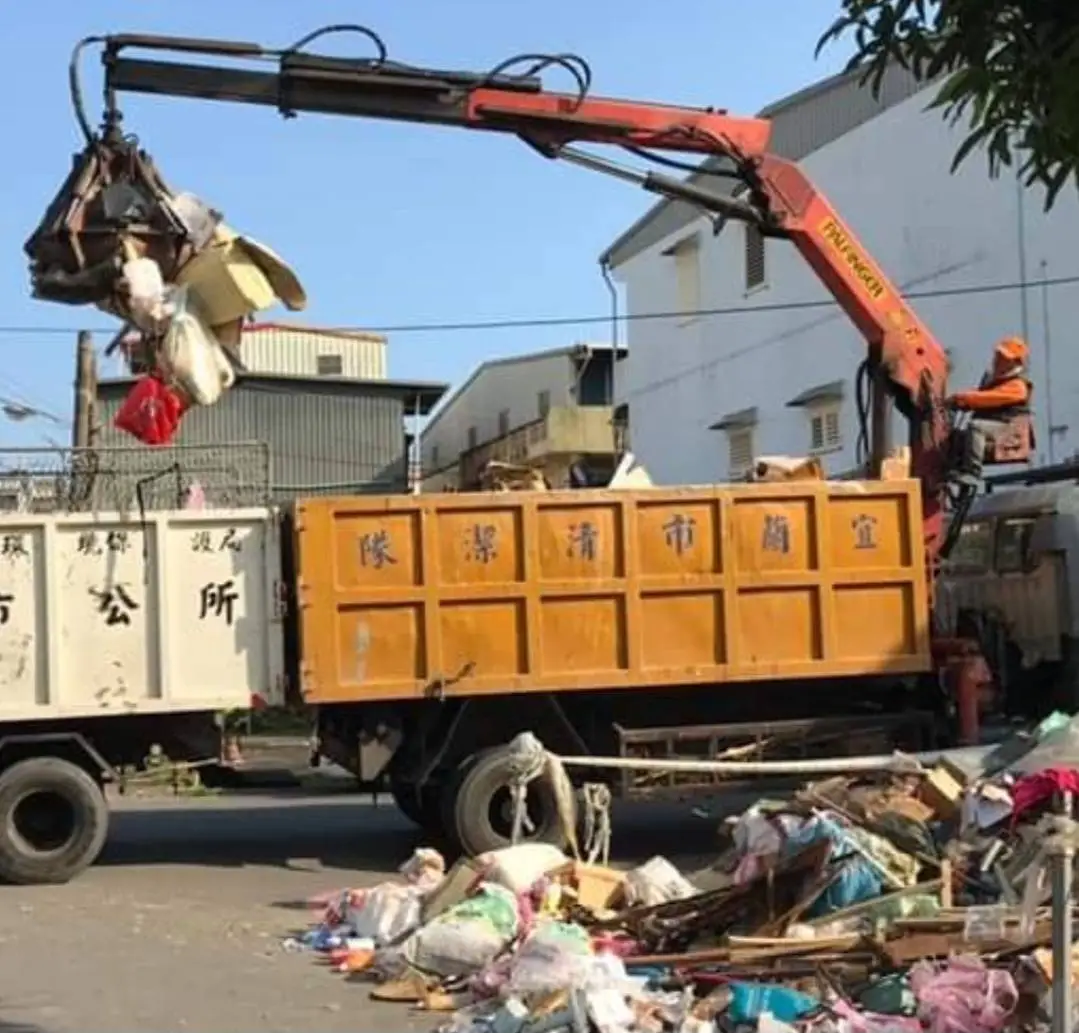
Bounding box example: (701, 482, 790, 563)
(293, 480, 931, 703)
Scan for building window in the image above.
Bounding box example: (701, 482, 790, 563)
(498, 409, 510, 437)
(808, 403, 842, 453)
(430, 444, 439, 468)
(537, 390, 550, 419)
(745, 224, 766, 291)
(996, 516, 1036, 573)
(727, 427, 754, 478)
(316, 353, 343, 376)
(467, 426, 478, 451)
(669, 235, 701, 325)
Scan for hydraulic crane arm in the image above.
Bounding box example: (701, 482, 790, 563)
(75, 29, 959, 555)
(96, 32, 947, 409)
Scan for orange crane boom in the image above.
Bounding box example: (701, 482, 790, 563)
(52, 27, 1036, 569)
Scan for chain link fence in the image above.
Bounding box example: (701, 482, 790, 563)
(0, 442, 272, 514)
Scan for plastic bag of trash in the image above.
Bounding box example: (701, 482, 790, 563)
(159, 286, 235, 407)
(341, 849, 446, 947)
(398, 847, 446, 890)
(507, 921, 593, 994)
(727, 982, 818, 1024)
(169, 192, 220, 252)
(346, 883, 424, 947)
(122, 256, 171, 329)
(403, 882, 520, 978)
(479, 843, 566, 894)
(113, 374, 188, 446)
(586, 985, 636, 1033)
(623, 856, 698, 907)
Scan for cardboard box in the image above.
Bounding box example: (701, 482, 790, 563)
(919, 764, 964, 820)
(554, 861, 625, 911)
(176, 225, 306, 326)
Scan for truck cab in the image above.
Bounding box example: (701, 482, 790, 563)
(937, 483, 1078, 718)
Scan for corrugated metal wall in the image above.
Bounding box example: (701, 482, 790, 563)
(241, 325, 387, 379)
(96, 378, 408, 500)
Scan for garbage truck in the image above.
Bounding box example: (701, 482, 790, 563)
(3, 27, 1036, 883)
(0, 475, 960, 884)
(0, 505, 284, 884)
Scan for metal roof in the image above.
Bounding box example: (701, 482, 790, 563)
(599, 62, 931, 270)
(99, 371, 448, 415)
(968, 484, 1076, 520)
(787, 380, 846, 407)
(242, 321, 387, 344)
(709, 406, 758, 431)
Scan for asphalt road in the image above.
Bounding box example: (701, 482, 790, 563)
(0, 788, 732, 1033)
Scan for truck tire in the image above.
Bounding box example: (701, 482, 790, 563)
(447, 747, 575, 857)
(0, 757, 109, 885)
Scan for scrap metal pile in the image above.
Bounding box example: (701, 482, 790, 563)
(24, 105, 306, 445)
(288, 712, 1079, 1032)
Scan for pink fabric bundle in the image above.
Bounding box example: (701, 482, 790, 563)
(909, 955, 1017, 1033)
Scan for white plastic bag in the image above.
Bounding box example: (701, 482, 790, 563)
(478, 843, 567, 893)
(122, 257, 169, 329)
(507, 921, 593, 994)
(399, 847, 446, 890)
(586, 988, 636, 1033)
(160, 286, 235, 406)
(170, 192, 220, 251)
(623, 856, 698, 907)
(346, 883, 423, 946)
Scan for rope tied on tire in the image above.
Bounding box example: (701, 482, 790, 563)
(500, 731, 934, 863)
(580, 782, 612, 865)
(505, 731, 580, 857)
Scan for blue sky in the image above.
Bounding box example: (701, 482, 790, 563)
(0, 0, 852, 446)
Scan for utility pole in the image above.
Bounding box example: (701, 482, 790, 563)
(72, 330, 97, 450)
(71, 330, 98, 510)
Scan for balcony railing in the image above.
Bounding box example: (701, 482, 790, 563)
(459, 405, 616, 485)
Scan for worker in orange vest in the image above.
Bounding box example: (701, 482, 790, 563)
(947, 336, 1032, 480)
(948, 336, 1031, 413)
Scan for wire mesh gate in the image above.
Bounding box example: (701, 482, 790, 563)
(0, 442, 272, 514)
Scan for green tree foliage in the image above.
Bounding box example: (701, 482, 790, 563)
(817, 0, 1079, 209)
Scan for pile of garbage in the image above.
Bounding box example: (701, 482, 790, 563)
(24, 131, 306, 445)
(288, 712, 1079, 1032)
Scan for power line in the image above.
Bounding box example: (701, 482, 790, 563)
(0, 274, 1075, 338)
(370, 274, 1079, 333)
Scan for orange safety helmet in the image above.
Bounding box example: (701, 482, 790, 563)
(994, 336, 1028, 365)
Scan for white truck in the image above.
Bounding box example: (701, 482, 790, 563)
(0, 506, 284, 884)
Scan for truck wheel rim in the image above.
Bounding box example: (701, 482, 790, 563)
(10, 790, 77, 855)
(490, 785, 547, 840)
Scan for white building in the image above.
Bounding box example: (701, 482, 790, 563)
(602, 64, 1079, 484)
(420, 343, 623, 490)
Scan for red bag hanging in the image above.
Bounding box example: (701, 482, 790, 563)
(113, 375, 187, 446)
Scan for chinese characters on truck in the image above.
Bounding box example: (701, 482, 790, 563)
(352, 508, 882, 577)
(0, 524, 251, 634)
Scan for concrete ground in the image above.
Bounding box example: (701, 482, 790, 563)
(0, 786, 731, 1033)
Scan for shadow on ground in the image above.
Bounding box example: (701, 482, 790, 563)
(92, 792, 731, 877)
(0, 1010, 50, 1033)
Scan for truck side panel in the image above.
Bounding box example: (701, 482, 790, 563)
(0, 507, 285, 718)
(296, 481, 930, 703)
